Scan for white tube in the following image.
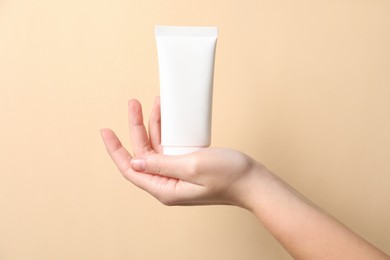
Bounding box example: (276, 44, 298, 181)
(155, 25, 218, 155)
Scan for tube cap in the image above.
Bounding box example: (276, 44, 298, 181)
(163, 146, 204, 155)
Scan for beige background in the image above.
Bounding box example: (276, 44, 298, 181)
(1, 0, 389, 259)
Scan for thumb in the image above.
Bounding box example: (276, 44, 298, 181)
(130, 154, 199, 182)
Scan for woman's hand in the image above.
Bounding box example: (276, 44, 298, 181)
(100, 98, 264, 208)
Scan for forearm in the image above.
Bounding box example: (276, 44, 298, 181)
(242, 163, 390, 260)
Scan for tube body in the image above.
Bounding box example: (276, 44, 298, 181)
(155, 26, 218, 155)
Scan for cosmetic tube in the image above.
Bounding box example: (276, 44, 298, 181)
(155, 26, 218, 155)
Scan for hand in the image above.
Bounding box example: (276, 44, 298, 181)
(100, 98, 264, 207)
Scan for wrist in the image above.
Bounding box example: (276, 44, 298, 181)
(230, 157, 274, 212)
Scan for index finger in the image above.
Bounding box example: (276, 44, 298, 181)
(100, 128, 133, 175)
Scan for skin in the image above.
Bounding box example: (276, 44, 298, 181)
(101, 98, 390, 260)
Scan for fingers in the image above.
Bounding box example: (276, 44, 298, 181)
(148, 96, 162, 153)
(100, 128, 133, 174)
(101, 128, 204, 204)
(100, 128, 172, 193)
(128, 99, 153, 156)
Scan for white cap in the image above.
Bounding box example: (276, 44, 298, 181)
(163, 146, 203, 155)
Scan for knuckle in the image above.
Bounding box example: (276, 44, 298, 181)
(186, 156, 201, 179)
(149, 159, 162, 175)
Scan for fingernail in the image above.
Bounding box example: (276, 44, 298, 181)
(131, 158, 145, 171)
